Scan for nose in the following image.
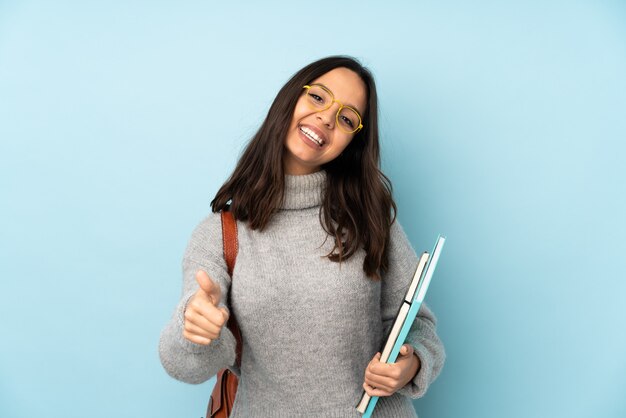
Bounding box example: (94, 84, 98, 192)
(316, 102, 340, 129)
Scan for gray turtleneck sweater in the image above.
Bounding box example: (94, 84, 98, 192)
(159, 170, 445, 417)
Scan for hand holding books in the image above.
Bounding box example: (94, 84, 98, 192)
(362, 344, 421, 397)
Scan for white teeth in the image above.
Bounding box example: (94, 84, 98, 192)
(300, 126, 323, 146)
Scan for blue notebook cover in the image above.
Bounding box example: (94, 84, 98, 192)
(359, 234, 446, 417)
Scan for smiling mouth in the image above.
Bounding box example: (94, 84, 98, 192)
(299, 125, 325, 147)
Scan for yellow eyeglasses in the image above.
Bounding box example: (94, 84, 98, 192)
(302, 84, 364, 134)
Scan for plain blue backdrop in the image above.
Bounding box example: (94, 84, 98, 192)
(1, 1, 625, 417)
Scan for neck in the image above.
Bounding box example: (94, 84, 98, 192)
(280, 170, 327, 210)
(283, 156, 321, 176)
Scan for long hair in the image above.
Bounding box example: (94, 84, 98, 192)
(211, 55, 397, 281)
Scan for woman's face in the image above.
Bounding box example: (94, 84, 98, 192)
(283, 67, 367, 175)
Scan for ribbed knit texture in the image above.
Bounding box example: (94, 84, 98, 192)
(159, 170, 445, 417)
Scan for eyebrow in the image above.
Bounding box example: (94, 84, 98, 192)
(317, 83, 363, 116)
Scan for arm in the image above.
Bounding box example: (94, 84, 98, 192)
(158, 212, 239, 384)
(380, 220, 446, 399)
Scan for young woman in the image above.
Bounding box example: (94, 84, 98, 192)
(159, 55, 445, 417)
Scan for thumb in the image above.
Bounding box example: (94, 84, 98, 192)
(401, 344, 414, 357)
(196, 270, 221, 305)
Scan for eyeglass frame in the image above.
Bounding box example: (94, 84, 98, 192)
(302, 84, 364, 134)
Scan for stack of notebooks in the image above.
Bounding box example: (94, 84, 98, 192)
(355, 234, 446, 417)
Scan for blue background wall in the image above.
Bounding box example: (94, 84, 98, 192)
(1, 1, 625, 417)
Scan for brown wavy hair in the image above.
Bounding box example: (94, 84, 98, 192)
(211, 55, 397, 281)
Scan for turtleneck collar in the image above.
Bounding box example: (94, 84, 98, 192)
(281, 170, 327, 210)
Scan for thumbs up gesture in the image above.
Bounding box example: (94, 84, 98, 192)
(183, 270, 230, 345)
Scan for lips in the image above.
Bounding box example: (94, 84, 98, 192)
(298, 124, 327, 147)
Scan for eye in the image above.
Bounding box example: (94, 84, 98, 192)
(308, 93, 324, 103)
(340, 115, 355, 128)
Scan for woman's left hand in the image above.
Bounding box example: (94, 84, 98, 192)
(362, 344, 421, 397)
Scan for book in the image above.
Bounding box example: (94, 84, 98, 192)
(356, 234, 446, 416)
(382, 252, 430, 363)
(355, 251, 429, 414)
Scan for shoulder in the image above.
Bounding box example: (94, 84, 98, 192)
(388, 218, 415, 253)
(183, 211, 225, 267)
(386, 218, 419, 280)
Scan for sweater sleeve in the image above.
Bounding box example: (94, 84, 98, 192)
(380, 219, 446, 399)
(158, 212, 238, 384)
